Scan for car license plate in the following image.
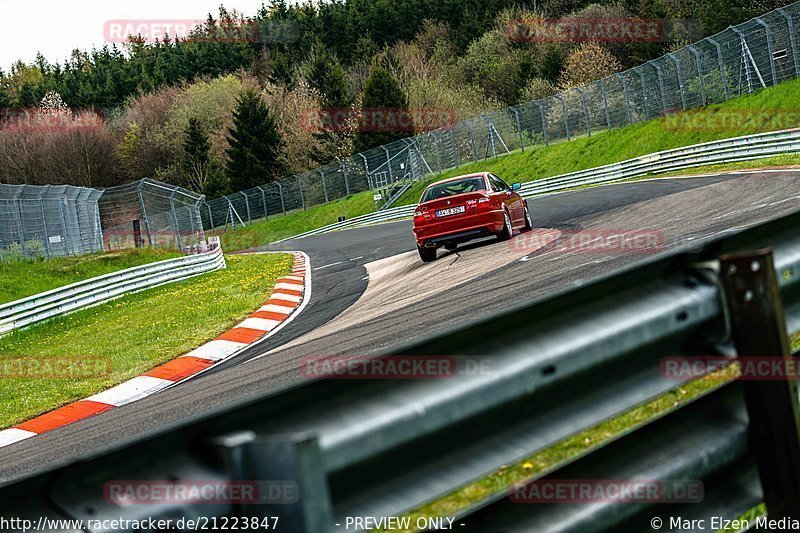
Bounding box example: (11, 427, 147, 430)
(436, 206, 465, 218)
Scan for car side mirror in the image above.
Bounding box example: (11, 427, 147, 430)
(511, 182, 521, 191)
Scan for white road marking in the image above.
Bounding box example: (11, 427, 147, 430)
(315, 261, 342, 270)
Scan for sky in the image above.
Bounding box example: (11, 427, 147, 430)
(0, 0, 274, 73)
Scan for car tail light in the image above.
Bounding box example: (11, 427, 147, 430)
(476, 197, 491, 210)
(414, 206, 431, 221)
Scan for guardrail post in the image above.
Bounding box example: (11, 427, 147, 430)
(534, 101, 548, 145)
(687, 45, 707, 104)
(512, 108, 524, 153)
(215, 432, 333, 532)
(707, 36, 730, 100)
(719, 249, 800, 519)
(755, 17, 778, 86)
(779, 8, 800, 78)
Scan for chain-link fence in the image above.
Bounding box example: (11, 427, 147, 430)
(0, 178, 205, 260)
(0, 183, 103, 260)
(202, 1, 800, 231)
(99, 179, 205, 254)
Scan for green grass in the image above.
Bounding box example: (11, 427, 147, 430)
(0, 249, 183, 305)
(216, 191, 376, 250)
(0, 252, 293, 429)
(217, 78, 800, 252)
(374, 333, 800, 532)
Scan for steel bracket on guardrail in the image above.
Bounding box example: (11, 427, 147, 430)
(720, 248, 800, 519)
(214, 431, 332, 531)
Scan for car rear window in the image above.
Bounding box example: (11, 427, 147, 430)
(421, 177, 486, 203)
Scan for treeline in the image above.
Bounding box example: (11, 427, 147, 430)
(0, 0, 785, 196)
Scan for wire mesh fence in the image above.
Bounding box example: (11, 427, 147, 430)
(202, 1, 800, 231)
(0, 179, 205, 260)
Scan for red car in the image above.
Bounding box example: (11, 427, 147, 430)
(412, 172, 533, 262)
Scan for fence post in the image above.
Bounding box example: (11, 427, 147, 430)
(298, 176, 306, 211)
(276, 182, 286, 215)
(576, 88, 591, 137)
(719, 249, 800, 520)
(168, 190, 183, 252)
(359, 154, 371, 191)
(37, 193, 51, 258)
(11, 189, 25, 247)
(755, 17, 778, 86)
(137, 181, 153, 246)
(466, 123, 477, 162)
(779, 8, 800, 78)
(554, 95, 570, 141)
(615, 73, 633, 125)
(240, 191, 251, 223)
(707, 36, 730, 100)
(534, 101, 548, 146)
(687, 45, 707, 104)
(430, 132, 443, 173)
(512, 108, 524, 153)
(318, 170, 329, 203)
(449, 129, 460, 168)
(636, 69, 649, 118)
(652, 63, 668, 114)
(340, 161, 350, 195)
(601, 79, 611, 129)
(207, 202, 215, 230)
(667, 53, 687, 110)
(57, 196, 71, 256)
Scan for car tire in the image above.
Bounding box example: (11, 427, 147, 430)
(418, 244, 437, 262)
(523, 201, 533, 231)
(497, 210, 513, 241)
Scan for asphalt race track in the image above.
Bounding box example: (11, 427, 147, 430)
(3, 170, 800, 483)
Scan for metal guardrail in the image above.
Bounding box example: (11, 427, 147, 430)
(6, 203, 800, 530)
(0, 248, 225, 335)
(273, 128, 800, 243)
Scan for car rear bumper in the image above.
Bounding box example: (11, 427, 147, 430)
(413, 210, 505, 247)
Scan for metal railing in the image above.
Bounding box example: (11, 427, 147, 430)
(273, 128, 800, 242)
(0, 248, 225, 335)
(204, 1, 800, 231)
(5, 197, 800, 530)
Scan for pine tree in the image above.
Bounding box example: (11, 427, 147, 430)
(225, 89, 285, 191)
(306, 42, 351, 108)
(183, 117, 213, 193)
(353, 63, 409, 153)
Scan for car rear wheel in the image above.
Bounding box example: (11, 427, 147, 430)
(418, 244, 437, 262)
(523, 201, 533, 231)
(497, 210, 513, 241)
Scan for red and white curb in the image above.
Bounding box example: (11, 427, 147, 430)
(0, 252, 309, 449)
